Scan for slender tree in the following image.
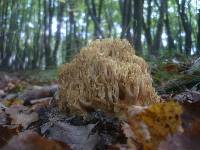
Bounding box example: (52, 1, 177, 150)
(151, 0, 167, 55)
(143, 0, 153, 52)
(133, 0, 144, 54)
(176, 0, 192, 55)
(165, 0, 175, 53)
(43, 0, 55, 67)
(197, 8, 200, 55)
(54, 1, 65, 64)
(119, 0, 132, 41)
(85, 0, 104, 38)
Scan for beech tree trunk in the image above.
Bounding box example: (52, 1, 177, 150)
(119, 0, 132, 41)
(133, 0, 144, 54)
(197, 9, 200, 55)
(143, 0, 153, 53)
(165, 0, 175, 53)
(176, 0, 192, 56)
(151, 0, 167, 56)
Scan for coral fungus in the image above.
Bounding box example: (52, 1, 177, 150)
(58, 39, 160, 114)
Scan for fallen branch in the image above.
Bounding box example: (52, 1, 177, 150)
(30, 97, 53, 105)
(18, 85, 58, 105)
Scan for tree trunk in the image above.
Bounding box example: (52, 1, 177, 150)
(85, 0, 104, 38)
(165, 0, 175, 53)
(0, 1, 8, 65)
(105, 2, 114, 37)
(133, 0, 144, 54)
(119, 0, 132, 41)
(53, 2, 64, 65)
(197, 9, 200, 55)
(84, 11, 89, 44)
(43, 0, 55, 68)
(143, 0, 152, 54)
(2, 1, 19, 68)
(176, 0, 192, 56)
(32, 0, 42, 69)
(151, 0, 167, 56)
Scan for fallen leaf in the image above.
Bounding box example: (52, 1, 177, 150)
(159, 100, 200, 150)
(2, 131, 70, 150)
(163, 63, 180, 73)
(6, 82, 15, 92)
(2, 94, 17, 101)
(43, 122, 99, 150)
(107, 144, 130, 150)
(184, 119, 200, 137)
(0, 110, 8, 125)
(125, 102, 183, 150)
(173, 90, 200, 103)
(5, 105, 39, 128)
(3, 98, 24, 107)
(127, 105, 148, 116)
(30, 99, 51, 112)
(0, 126, 19, 148)
(0, 90, 5, 98)
(159, 119, 200, 150)
(0, 102, 7, 109)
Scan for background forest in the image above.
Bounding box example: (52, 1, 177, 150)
(0, 0, 199, 70)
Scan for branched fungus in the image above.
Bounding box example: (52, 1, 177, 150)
(58, 39, 160, 114)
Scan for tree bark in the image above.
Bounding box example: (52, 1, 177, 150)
(143, 0, 152, 53)
(176, 0, 192, 56)
(0, 1, 8, 65)
(44, 0, 55, 68)
(53, 2, 64, 65)
(151, 0, 167, 56)
(119, 0, 132, 41)
(197, 9, 200, 55)
(133, 0, 144, 54)
(32, 0, 42, 69)
(2, 1, 19, 68)
(165, 0, 175, 53)
(85, 0, 104, 38)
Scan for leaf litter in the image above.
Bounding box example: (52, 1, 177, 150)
(0, 57, 200, 150)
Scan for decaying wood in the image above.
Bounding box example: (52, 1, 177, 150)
(18, 85, 58, 104)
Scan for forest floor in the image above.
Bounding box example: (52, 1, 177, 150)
(0, 58, 200, 150)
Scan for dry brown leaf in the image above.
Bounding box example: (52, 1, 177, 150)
(124, 102, 182, 150)
(0, 89, 5, 98)
(0, 126, 19, 148)
(43, 122, 99, 150)
(5, 105, 39, 128)
(2, 98, 24, 107)
(158, 99, 200, 150)
(30, 98, 51, 112)
(0, 110, 8, 125)
(159, 120, 200, 150)
(162, 63, 180, 73)
(173, 90, 200, 103)
(107, 144, 130, 150)
(2, 131, 70, 150)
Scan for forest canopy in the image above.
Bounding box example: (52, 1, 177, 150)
(0, 0, 199, 70)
